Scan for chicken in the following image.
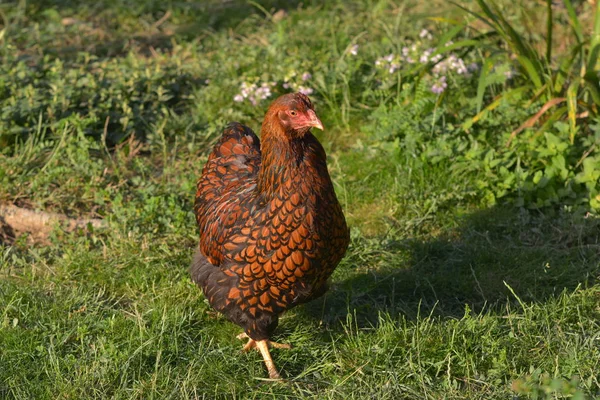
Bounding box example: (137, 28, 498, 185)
(190, 93, 350, 379)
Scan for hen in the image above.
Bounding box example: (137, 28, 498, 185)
(190, 93, 349, 379)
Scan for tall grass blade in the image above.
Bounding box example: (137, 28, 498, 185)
(478, 1, 524, 54)
(462, 86, 529, 130)
(450, 1, 495, 28)
(475, 0, 503, 29)
(587, 0, 600, 73)
(545, 0, 552, 64)
(554, 44, 584, 94)
(475, 0, 547, 90)
(436, 23, 467, 47)
(564, 0, 587, 75)
(492, 4, 544, 74)
(582, 76, 600, 107)
(431, 39, 481, 57)
(506, 97, 566, 146)
(534, 105, 569, 138)
(567, 79, 580, 143)
(476, 57, 495, 113)
(563, 0, 584, 45)
(516, 56, 543, 89)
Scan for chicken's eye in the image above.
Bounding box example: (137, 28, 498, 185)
(290, 111, 297, 116)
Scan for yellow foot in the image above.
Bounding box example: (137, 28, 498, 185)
(236, 332, 292, 379)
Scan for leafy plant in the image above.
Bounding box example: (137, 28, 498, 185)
(512, 367, 587, 400)
(457, 0, 600, 142)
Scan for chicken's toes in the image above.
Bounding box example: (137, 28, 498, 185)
(269, 341, 292, 350)
(241, 338, 256, 352)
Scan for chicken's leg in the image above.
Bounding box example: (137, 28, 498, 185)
(256, 340, 280, 379)
(236, 333, 291, 379)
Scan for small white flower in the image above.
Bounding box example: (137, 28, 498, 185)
(431, 76, 448, 94)
(420, 49, 432, 63)
(298, 86, 314, 95)
(431, 84, 444, 94)
(349, 44, 359, 55)
(255, 86, 272, 100)
(419, 29, 433, 40)
(455, 58, 468, 75)
(233, 94, 244, 102)
(301, 72, 312, 81)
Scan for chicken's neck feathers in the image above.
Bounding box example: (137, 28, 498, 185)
(257, 132, 328, 202)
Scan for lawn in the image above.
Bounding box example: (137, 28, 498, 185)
(1, 0, 599, 398)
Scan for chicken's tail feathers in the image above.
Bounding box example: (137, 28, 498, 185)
(189, 249, 214, 288)
(222, 122, 258, 141)
(200, 121, 261, 172)
(193, 122, 261, 272)
(208, 122, 261, 158)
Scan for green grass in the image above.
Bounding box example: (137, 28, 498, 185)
(1, 0, 600, 398)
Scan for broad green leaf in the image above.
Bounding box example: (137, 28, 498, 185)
(576, 157, 600, 184)
(545, 132, 562, 148)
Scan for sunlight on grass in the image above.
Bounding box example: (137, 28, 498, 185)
(1, 0, 599, 398)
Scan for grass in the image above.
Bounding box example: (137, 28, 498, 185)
(1, 0, 600, 398)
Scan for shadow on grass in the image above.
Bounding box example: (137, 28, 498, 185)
(300, 206, 600, 329)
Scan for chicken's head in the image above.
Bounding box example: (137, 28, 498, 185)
(264, 93, 323, 138)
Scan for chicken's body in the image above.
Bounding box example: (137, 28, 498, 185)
(191, 93, 349, 378)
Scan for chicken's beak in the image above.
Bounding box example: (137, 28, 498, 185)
(307, 109, 324, 131)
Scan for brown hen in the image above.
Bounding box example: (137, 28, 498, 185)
(190, 93, 349, 379)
